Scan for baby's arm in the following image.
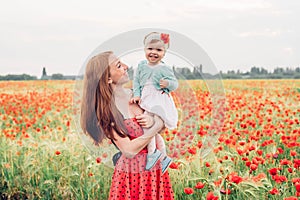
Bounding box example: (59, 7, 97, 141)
(164, 67, 178, 91)
(161, 66, 178, 91)
(159, 78, 169, 89)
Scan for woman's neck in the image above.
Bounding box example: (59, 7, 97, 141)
(112, 84, 132, 119)
(113, 85, 129, 98)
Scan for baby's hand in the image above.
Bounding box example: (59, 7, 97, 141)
(130, 96, 141, 104)
(159, 79, 169, 89)
(135, 113, 154, 128)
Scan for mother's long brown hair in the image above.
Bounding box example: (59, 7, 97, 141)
(80, 51, 127, 145)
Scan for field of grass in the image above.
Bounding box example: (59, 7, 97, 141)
(0, 80, 299, 200)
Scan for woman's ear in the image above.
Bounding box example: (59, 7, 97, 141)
(108, 78, 113, 84)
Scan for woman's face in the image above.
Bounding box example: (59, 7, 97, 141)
(109, 54, 129, 85)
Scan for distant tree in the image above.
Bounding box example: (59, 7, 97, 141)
(260, 67, 268, 74)
(193, 65, 202, 75)
(51, 73, 64, 80)
(274, 67, 284, 74)
(283, 67, 295, 75)
(250, 66, 260, 74)
(42, 67, 47, 76)
(179, 67, 195, 79)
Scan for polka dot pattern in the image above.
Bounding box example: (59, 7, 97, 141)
(109, 118, 174, 200)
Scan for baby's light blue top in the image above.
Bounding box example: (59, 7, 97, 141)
(133, 60, 178, 97)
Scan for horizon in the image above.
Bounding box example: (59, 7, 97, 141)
(1, 64, 299, 77)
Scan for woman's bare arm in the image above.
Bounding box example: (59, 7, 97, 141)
(113, 115, 163, 158)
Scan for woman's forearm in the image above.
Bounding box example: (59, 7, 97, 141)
(118, 116, 163, 158)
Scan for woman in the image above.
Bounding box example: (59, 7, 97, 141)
(80, 51, 174, 200)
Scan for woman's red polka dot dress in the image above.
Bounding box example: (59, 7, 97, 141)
(109, 118, 174, 200)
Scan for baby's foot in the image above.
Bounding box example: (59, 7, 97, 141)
(145, 149, 162, 170)
(161, 156, 172, 174)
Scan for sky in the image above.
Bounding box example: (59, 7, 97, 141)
(0, 0, 299, 77)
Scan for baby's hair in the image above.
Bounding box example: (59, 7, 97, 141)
(143, 32, 170, 49)
(147, 39, 161, 44)
(143, 32, 160, 45)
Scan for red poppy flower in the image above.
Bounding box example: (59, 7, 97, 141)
(250, 164, 258, 171)
(214, 178, 222, 187)
(295, 182, 300, 192)
(205, 162, 211, 167)
(184, 187, 194, 195)
(284, 197, 298, 200)
(206, 191, 219, 200)
(269, 188, 279, 195)
(292, 178, 300, 184)
(220, 188, 231, 195)
(293, 159, 300, 168)
(102, 153, 108, 158)
(195, 182, 205, 189)
(188, 147, 197, 155)
(169, 162, 179, 169)
(290, 150, 297, 157)
(228, 173, 243, 184)
(96, 157, 101, 164)
(256, 149, 263, 156)
(280, 158, 292, 165)
(272, 174, 287, 183)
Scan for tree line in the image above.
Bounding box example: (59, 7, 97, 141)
(221, 66, 300, 79)
(1, 66, 299, 81)
(0, 74, 38, 81)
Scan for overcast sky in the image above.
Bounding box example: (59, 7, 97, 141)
(0, 0, 299, 77)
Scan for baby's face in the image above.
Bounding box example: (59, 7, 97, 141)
(144, 41, 165, 66)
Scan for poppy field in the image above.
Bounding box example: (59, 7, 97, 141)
(0, 79, 299, 200)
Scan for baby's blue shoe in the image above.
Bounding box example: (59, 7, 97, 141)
(161, 156, 172, 174)
(145, 149, 162, 170)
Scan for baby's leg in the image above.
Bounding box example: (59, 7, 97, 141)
(156, 133, 172, 174)
(156, 134, 167, 158)
(147, 137, 156, 154)
(145, 122, 162, 170)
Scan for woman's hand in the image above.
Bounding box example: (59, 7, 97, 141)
(113, 115, 163, 158)
(135, 113, 154, 128)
